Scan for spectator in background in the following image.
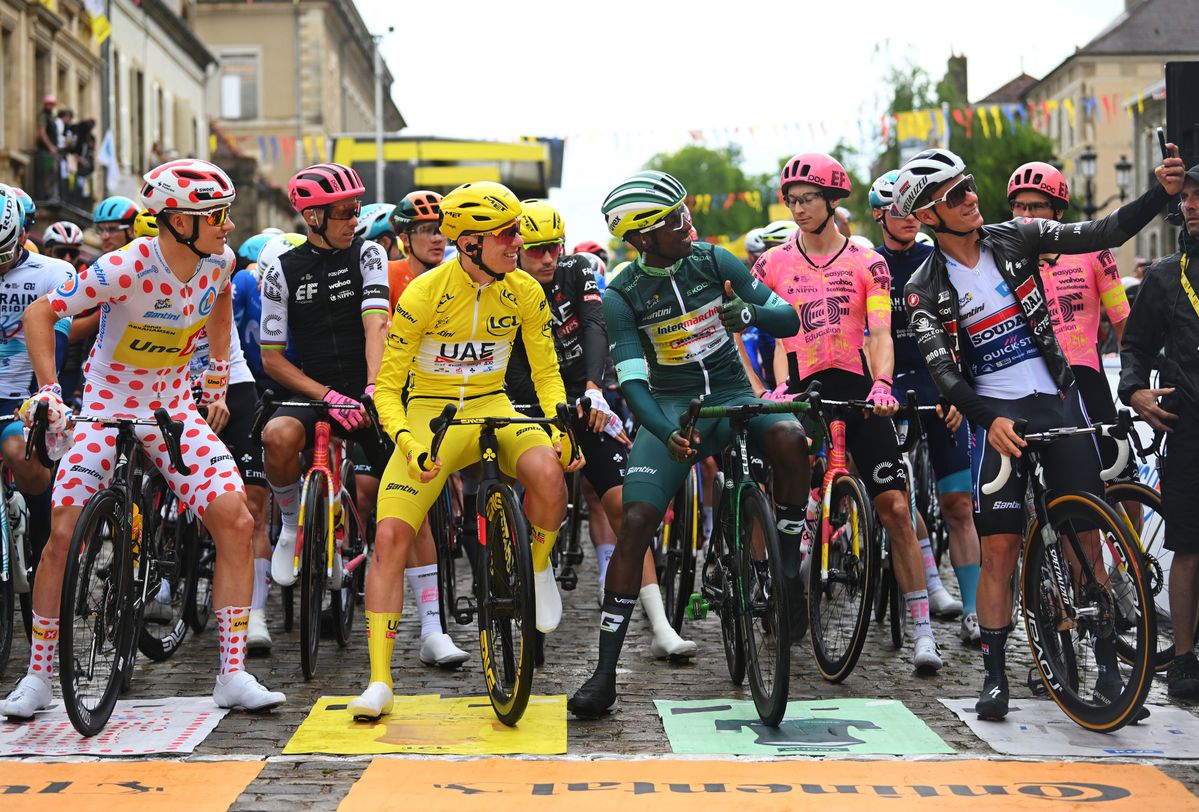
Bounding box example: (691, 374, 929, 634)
(55, 109, 74, 152)
(35, 96, 58, 199)
(1134, 256, 1150, 280)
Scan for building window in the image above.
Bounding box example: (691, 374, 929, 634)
(218, 50, 259, 121)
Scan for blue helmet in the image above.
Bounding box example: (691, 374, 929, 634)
(354, 203, 396, 241)
(93, 195, 138, 226)
(238, 233, 273, 264)
(10, 187, 35, 229)
(868, 170, 902, 210)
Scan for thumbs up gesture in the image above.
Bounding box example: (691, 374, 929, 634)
(719, 279, 757, 332)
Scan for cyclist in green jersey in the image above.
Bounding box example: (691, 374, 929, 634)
(568, 171, 811, 719)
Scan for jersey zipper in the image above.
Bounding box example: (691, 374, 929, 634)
(463, 284, 483, 410)
(667, 274, 711, 395)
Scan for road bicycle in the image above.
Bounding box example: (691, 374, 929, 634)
(0, 416, 35, 677)
(655, 463, 700, 632)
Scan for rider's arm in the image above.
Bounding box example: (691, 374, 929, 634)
(575, 260, 608, 391)
(30, 256, 123, 388)
(736, 334, 767, 395)
(359, 240, 391, 387)
(67, 309, 99, 342)
(604, 287, 676, 443)
(720, 247, 799, 338)
(863, 256, 894, 380)
(1021, 181, 1172, 256)
(518, 277, 567, 420)
(1117, 268, 1166, 406)
(24, 298, 60, 389)
(374, 287, 425, 443)
(1094, 250, 1130, 344)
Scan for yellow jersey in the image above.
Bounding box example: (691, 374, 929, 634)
(375, 258, 565, 442)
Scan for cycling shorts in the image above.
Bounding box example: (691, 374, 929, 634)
(219, 382, 264, 488)
(1072, 364, 1122, 473)
(1162, 424, 1199, 553)
(376, 392, 555, 531)
(893, 369, 971, 492)
(796, 368, 906, 499)
(573, 414, 627, 498)
(0, 399, 24, 443)
(54, 399, 243, 520)
(623, 392, 800, 514)
(969, 387, 1102, 537)
(269, 403, 391, 480)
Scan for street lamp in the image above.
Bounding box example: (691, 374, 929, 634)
(1079, 145, 1132, 219)
(372, 27, 395, 204)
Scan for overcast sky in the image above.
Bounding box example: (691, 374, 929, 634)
(357, 0, 1127, 246)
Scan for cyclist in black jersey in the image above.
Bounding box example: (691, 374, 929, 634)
(506, 200, 696, 659)
(897, 146, 1185, 720)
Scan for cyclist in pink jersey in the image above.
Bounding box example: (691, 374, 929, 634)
(753, 152, 945, 673)
(1008, 162, 1130, 469)
(0, 160, 284, 721)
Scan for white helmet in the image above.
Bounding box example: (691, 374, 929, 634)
(759, 220, 798, 247)
(260, 227, 284, 237)
(744, 227, 766, 255)
(849, 234, 874, 250)
(256, 232, 306, 276)
(893, 149, 967, 217)
(43, 220, 84, 248)
(140, 159, 236, 214)
(0, 185, 23, 261)
(914, 232, 934, 246)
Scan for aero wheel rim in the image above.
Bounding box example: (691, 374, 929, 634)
(72, 524, 121, 717)
(482, 491, 523, 710)
(817, 492, 865, 663)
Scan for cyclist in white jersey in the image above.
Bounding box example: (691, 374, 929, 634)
(1, 160, 284, 720)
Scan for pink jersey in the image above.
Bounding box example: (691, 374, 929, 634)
(1040, 249, 1129, 371)
(752, 236, 891, 379)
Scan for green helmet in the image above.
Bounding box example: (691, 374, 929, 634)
(601, 170, 687, 238)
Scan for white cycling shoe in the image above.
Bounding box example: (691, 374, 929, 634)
(212, 671, 285, 711)
(929, 586, 963, 618)
(650, 626, 698, 660)
(420, 632, 469, 668)
(271, 525, 298, 587)
(960, 612, 981, 644)
(348, 681, 394, 721)
(1, 674, 53, 720)
(913, 636, 943, 675)
(248, 609, 272, 655)
(534, 567, 561, 633)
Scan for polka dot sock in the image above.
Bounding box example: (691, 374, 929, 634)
(216, 606, 250, 676)
(28, 613, 60, 681)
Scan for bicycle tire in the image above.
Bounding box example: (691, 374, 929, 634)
(299, 473, 330, 680)
(1105, 480, 1185, 671)
(1022, 491, 1154, 733)
(138, 485, 189, 661)
(60, 489, 132, 737)
(0, 537, 12, 678)
(738, 486, 790, 726)
(181, 514, 214, 634)
(710, 476, 745, 687)
(477, 483, 536, 726)
(808, 475, 877, 683)
(660, 466, 699, 632)
(332, 464, 360, 648)
(432, 483, 457, 633)
(873, 540, 888, 626)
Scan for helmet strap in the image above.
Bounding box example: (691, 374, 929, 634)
(876, 212, 914, 249)
(811, 202, 835, 236)
(462, 239, 504, 282)
(930, 209, 977, 238)
(159, 213, 211, 259)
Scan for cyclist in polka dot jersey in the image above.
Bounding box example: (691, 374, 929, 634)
(0, 160, 285, 722)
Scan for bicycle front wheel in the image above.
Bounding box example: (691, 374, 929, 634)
(299, 473, 330, 680)
(477, 483, 536, 726)
(808, 475, 876, 683)
(60, 490, 132, 737)
(660, 465, 699, 632)
(0, 537, 12, 677)
(431, 483, 458, 632)
(1023, 491, 1155, 733)
(332, 465, 361, 648)
(737, 487, 789, 726)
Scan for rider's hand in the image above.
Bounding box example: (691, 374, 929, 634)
(762, 382, 792, 402)
(866, 376, 899, 417)
(322, 388, 366, 432)
(719, 280, 757, 332)
(1156, 143, 1186, 195)
(937, 402, 963, 432)
(201, 358, 229, 406)
(20, 383, 71, 432)
(1130, 387, 1178, 433)
(555, 428, 586, 473)
(398, 431, 441, 482)
(364, 383, 375, 400)
(667, 428, 699, 463)
(580, 388, 612, 434)
(205, 396, 230, 434)
(988, 416, 1027, 458)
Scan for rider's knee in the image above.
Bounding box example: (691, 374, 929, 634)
(373, 519, 413, 567)
(261, 418, 302, 458)
(620, 503, 659, 545)
(941, 492, 974, 525)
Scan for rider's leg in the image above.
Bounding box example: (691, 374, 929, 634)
(942, 487, 981, 630)
(246, 483, 272, 651)
(3, 434, 52, 495)
(405, 517, 467, 667)
(587, 479, 616, 592)
(261, 414, 308, 585)
(700, 456, 717, 541)
(753, 416, 812, 638)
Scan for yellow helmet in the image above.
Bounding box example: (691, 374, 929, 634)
(519, 199, 565, 246)
(133, 209, 159, 238)
(439, 181, 521, 241)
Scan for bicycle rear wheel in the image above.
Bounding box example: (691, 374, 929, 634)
(332, 466, 361, 648)
(1023, 492, 1154, 733)
(809, 475, 876, 683)
(710, 479, 745, 687)
(660, 466, 698, 632)
(737, 487, 789, 726)
(60, 490, 132, 737)
(138, 484, 189, 661)
(299, 473, 330, 680)
(477, 483, 536, 726)
(181, 513, 214, 634)
(431, 483, 458, 632)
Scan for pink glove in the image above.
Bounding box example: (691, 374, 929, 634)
(866, 376, 898, 410)
(322, 389, 366, 431)
(762, 382, 793, 402)
(363, 383, 375, 400)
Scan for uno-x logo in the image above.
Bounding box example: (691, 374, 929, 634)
(296, 283, 319, 302)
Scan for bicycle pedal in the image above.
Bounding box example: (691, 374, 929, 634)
(559, 572, 578, 591)
(686, 593, 708, 621)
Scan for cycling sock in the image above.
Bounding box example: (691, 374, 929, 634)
(595, 544, 615, 587)
(954, 563, 980, 615)
(215, 606, 249, 676)
(270, 479, 301, 527)
(597, 591, 637, 676)
(529, 523, 558, 574)
(28, 613, 59, 681)
(980, 625, 1008, 680)
(919, 537, 944, 592)
(251, 558, 270, 611)
(904, 590, 933, 640)
(639, 584, 671, 634)
(1094, 634, 1118, 674)
(404, 565, 441, 639)
(775, 503, 806, 579)
(365, 611, 401, 688)
(702, 507, 713, 541)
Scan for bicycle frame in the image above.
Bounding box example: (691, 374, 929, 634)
(295, 420, 369, 586)
(811, 416, 860, 587)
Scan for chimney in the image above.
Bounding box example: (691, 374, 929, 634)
(945, 53, 968, 103)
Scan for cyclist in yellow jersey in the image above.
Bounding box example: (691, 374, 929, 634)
(348, 182, 581, 720)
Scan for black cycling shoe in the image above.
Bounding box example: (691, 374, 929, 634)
(785, 573, 808, 643)
(1168, 652, 1199, 700)
(975, 673, 1009, 721)
(1092, 671, 1151, 723)
(567, 671, 617, 720)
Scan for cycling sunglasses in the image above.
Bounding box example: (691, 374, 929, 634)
(644, 204, 691, 233)
(523, 242, 564, 260)
(200, 207, 230, 227)
(50, 247, 80, 261)
(916, 174, 976, 212)
(482, 221, 522, 244)
(326, 201, 361, 221)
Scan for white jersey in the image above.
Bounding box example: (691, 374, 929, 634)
(0, 249, 75, 399)
(47, 237, 235, 416)
(190, 322, 254, 386)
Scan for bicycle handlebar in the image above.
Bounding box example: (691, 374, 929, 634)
(251, 388, 386, 448)
(425, 401, 580, 472)
(678, 381, 821, 453)
(981, 411, 1133, 495)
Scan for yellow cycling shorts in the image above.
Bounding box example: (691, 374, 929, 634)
(376, 393, 555, 531)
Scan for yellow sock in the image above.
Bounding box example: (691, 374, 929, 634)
(530, 523, 558, 574)
(365, 611, 401, 687)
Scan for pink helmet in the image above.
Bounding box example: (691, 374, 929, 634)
(781, 153, 851, 200)
(140, 159, 235, 214)
(288, 163, 365, 212)
(1008, 161, 1069, 210)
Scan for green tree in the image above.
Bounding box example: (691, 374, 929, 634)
(646, 144, 771, 238)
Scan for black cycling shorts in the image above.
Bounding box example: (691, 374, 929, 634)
(1161, 425, 1199, 554)
(894, 368, 971, 491)
(969, 387, 1102, 537)
(270, 403, 392, 480)
(796, 368, 906, 499)
(220, 382, 264, 487)
(572, 413, 627, 498)
(1072, 364, 1122, 473)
